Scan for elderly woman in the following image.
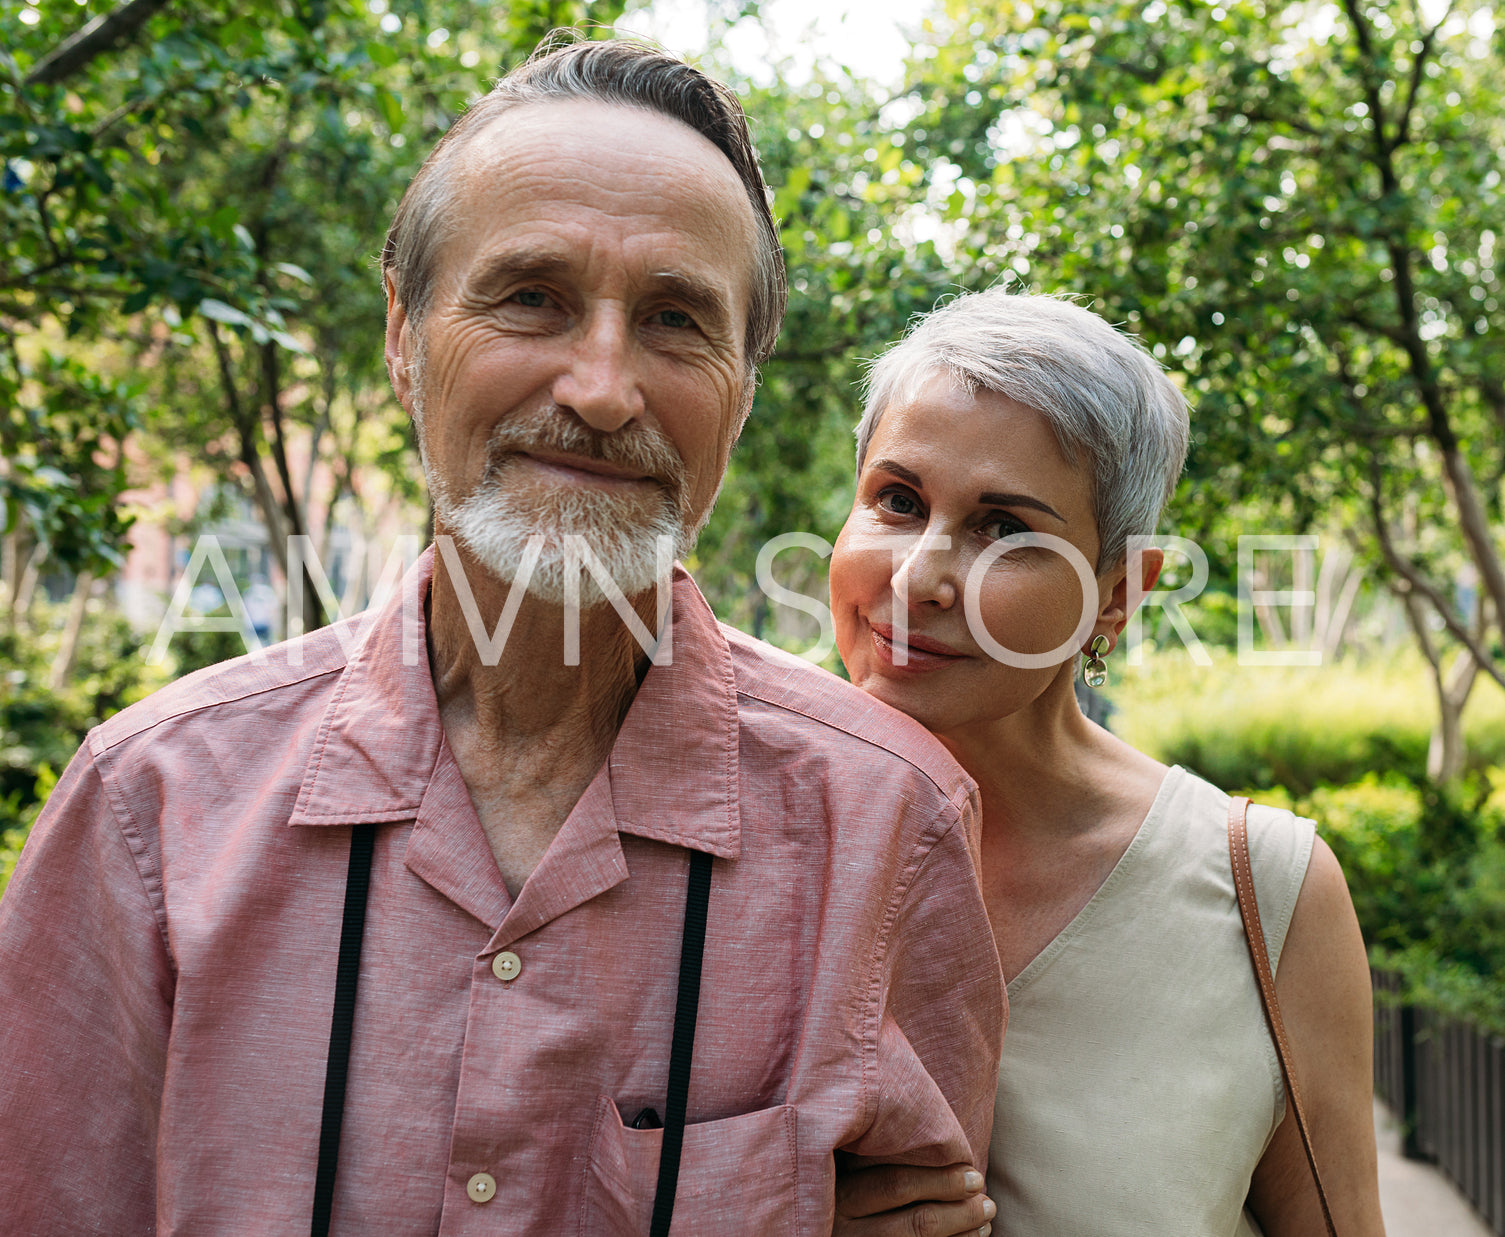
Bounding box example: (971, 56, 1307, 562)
(828, 291, 1384, 1236)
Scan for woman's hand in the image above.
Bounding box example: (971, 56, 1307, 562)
(834, 1162, 996, 1236)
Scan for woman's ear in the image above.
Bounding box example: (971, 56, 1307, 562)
(1094, 547, 1165, 648)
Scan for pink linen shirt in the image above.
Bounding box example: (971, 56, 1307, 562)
(0, 549, 1004, 1235)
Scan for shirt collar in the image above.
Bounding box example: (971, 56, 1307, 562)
(289, 548, 741, 860)
(608, 565, 741, 860)
(287, 547, 440, 827)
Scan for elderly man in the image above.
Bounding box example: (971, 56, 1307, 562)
(0, 39, 1003, 1235)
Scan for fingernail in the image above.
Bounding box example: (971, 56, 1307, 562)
(964, 1170, 984, 1192)
(982, 1197, 997, 1219)
(978, 1225, 992, 1237)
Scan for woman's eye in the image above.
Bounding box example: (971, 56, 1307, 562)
(876, 489, 922, 518)
(981, 514, 1029, 540)
(511, 290, 551, 308)
(652, 309, 696, 330)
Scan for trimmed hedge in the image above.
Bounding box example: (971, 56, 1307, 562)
(1110, 652, 1505, 796)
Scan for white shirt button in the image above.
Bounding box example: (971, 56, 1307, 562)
(491, 951, 522, 981)
(466, 1171, 497, 1203)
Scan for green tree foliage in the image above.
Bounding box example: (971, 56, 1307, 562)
(1306, 773, 1505, 1030)
(0, 0, 626, 869)
(899, 0, 1505, 771)
(2, 351, 137, 578)
(693, 69, 966, 634)
(0, 596, 164, 891)
(2, 0, 625, 630)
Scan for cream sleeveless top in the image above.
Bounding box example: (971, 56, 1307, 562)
(985, 766, 1315, 1236)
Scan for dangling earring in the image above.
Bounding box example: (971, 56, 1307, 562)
(1082, 635, 1110, 688)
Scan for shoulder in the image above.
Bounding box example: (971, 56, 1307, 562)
(1168, 769, 1315, 866)
(719, 623, 974, 808)
(1283, 835, 1358, 948)
(1149, 769, 1316, 960)
(88, 620, 358, 757)
(1249, 830, 1380, 1230)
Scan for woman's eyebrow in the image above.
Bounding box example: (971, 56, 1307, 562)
(870, 459, 1066, 522)
(869, 459, 924, 488)
(977, 491, 1066, 522)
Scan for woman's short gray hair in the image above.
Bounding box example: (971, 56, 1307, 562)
(381, 35, 787, 369)
(856, 290, 1190, 572)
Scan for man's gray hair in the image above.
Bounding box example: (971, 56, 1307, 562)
(381, 35, 787, 368)
(856, 290, 1191, 572)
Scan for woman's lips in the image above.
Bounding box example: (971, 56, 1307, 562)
(869, 621, 967, 669)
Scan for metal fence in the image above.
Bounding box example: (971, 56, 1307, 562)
(1373, 968, 1504, 1233)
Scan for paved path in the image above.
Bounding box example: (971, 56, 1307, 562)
(1376, 1100, 1493, 1235)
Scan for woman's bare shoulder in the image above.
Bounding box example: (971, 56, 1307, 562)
(1248, 835, 1385, 1234)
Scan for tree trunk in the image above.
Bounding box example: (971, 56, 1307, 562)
(258, 340, 323, 636)
(1368, 459, 1505, 693)
(1317, 548, 1364, 662)
(13, 543, 45, 630)
(211, 322, 291, 581)
(1252, 563, 1289, 648)
(1290, 543, 1315, 649)
(1428, 646, 1479, 782)
(47, 571, 93, 692)
(1, 529, 17, 627)
(1341, 0, 1505, 690)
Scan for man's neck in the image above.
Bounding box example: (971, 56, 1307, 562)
(425, 542, 661, 897)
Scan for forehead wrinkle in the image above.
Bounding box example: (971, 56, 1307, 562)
(467, 100, 748, 183)
(513, 114, 745, 231)
(457, 105, 754, 235)
(433, 100, 758, 346)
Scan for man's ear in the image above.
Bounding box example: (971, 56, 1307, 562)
(734, 374, 757, 437)
(384, 278, 415, 416)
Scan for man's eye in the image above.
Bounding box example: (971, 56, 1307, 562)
(511, 290, 551, 308)
(652, 309, 696, 330)
(876, 489, 922, 517)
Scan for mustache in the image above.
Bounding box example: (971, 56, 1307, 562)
(481, 407, 686, 490)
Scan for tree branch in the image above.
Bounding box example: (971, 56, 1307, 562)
(24, 0, 175, 87)
(1339, 309, 1408, 348)
(1341, 0, 1399, 171)
(1394, 1, 1453, 150)
(1340, 0, 1505, 626)
(1368, 459, 1505, 691)
(1235, 105, 1322, 139)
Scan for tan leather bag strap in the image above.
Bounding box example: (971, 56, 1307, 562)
(1227, 796, 1338, 1236)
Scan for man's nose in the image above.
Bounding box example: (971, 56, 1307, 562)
(551, 310, 645, 432)
(893, 532, 957, 610)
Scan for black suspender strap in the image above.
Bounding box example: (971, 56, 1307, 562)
(308, 827, 709, 1237)
(311, 823, 377, 1237)
(648, 848, 714, 1237)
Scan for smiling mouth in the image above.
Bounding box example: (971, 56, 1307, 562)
(869, 622, 967, 667)
(512, 451, 658, 487)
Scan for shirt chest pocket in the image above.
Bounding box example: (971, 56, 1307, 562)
(579, 1095, 799, 1235)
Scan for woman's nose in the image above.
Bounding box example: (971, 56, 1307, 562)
(893, 532, 958, 610)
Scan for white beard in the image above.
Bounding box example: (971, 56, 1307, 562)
(441, 461, 687, 607)
(415, 375, 702, 607)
